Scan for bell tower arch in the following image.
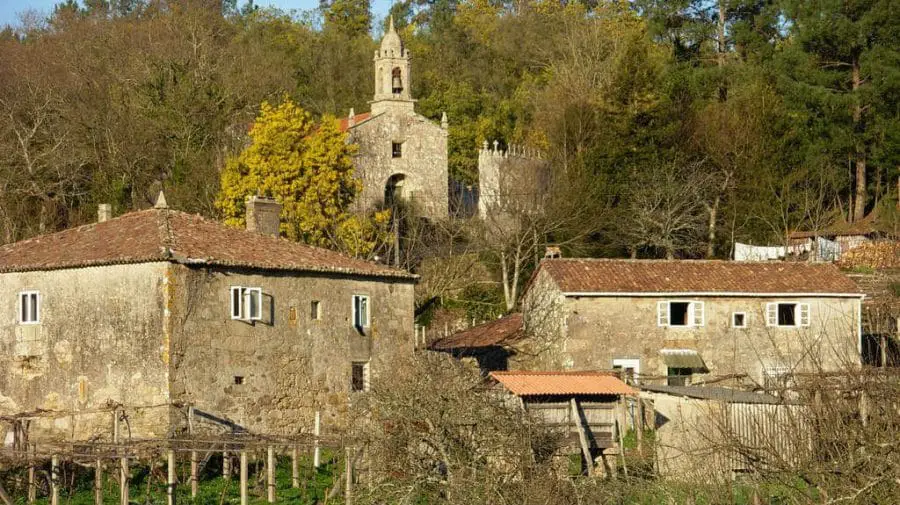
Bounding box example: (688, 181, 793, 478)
(371, 16, 415, 114)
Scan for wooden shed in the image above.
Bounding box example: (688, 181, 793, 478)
(490, 371, 636, 476)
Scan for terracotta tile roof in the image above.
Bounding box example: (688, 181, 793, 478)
(0, 208, 415, 279)
(429, 313, 523, 350)
(837, 241, 900, 270)
(533, 259, 861, 296)
(490, 371, 636, 396)
(338, 112, 373, 132)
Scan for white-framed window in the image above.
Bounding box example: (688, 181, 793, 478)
(351, 361, 370, 392)
(612, 358, 641, 384)
(657, 301, 704, 327)
(352, 295, 370, 328)
(229, 286, 262, 321)
(765, 302, 810, 327)
(732, 312, 747, 328)
(310, 300, 321, 320)
(18, 291, 40, 324)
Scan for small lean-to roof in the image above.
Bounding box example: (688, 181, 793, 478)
(490, 371, 636, 397)
(532, 258, 861, 297)
(790, 211, 880, 239)
(0, 208, 415, 279)
(430, 313, 523, 350)
(639, 385, 795, 405)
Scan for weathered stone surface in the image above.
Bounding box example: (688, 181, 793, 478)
(521, 267, 862, 384)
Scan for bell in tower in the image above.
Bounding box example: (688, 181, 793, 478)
(391, 68, 403, 95)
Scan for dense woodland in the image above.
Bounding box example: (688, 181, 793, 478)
(1, 0, 898, 305)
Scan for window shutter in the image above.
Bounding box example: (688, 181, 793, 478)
(798, 303, 810, 327)
(230, 287, 243, 320)
(766, 303, 777, 327)
(692, 301, 705, 327)
(246, 288, 262, 321)
(657, 301, 669, 327)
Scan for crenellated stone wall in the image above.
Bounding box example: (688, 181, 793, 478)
(477, 140, 551, 221)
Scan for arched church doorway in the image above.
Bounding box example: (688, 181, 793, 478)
(385, 173, 407, 207)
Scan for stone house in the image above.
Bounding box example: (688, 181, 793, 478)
(340, 18, 449, 221)
(0, 196, 416, 441)
(514, 259, 864, 387)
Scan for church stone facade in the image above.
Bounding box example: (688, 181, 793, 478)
(342, 19, 449, 221)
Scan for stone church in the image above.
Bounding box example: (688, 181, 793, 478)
(340, 18, 450, 221)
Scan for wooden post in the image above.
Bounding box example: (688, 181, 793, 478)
(167, 449, 176, 505)
(223, 450, 231, 480)
(240, 450, 248, 505)
(50, 455, 59, 505)
(27, 457, 35, 504)
(313, 411, 321, 468)
(617, 397, 628, 477)
(569, 399, 593, 477)
(190, 449, 199, 499)
(267, 445, 276, 503)
(291, 445, 299, 488)
(120, 455, 129, 505)
(344, 446, 353, 505)
(94, 459, 103, 505)
(636, 399, 644, 456)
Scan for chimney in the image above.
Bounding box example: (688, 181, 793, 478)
(97, 204, 112, 223)
(245, 195, 282, 237)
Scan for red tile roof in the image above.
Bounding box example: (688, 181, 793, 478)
(533, 259, 860, 296)
(430, 313, 523, 350)
(338, 112, 373, 132)
(490, 371, 636, 396)
(0, 208, 414, 279)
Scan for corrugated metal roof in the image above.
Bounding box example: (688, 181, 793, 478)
(660, 349, 708, 371)
(639, 385, 796, 405)
(490, 371, 636, 397)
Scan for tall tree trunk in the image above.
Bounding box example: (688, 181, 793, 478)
(852, 58, 866, 222)
(716, 0, 728, 102)
(705, 194, 720, 258)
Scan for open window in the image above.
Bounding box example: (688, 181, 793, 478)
(230, 286, 263, 321)
(351, 361, 370, 392)
(612, 358, 640, 384)
(657, 301, 704, 327)
(766, 302, 810, 327)
(310, 300, 321, 320)
(18, 291, 40, 324)
(732, 312, 747, 328)
(392, 141, 403, 158)
(667, 367, 694, 386)
(352, 295, 370, 328)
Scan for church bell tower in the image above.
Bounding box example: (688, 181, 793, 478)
(371, 16, 415, 115)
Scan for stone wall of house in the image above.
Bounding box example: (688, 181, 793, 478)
(168, 265, 416, 436)
(348, 110, 449, 221)
(0, 263, 172, 441)
(519, 270, 861, 384)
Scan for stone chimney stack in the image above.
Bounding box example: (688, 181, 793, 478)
(245, 195, 282, 237)
(97, 204, 112, 223)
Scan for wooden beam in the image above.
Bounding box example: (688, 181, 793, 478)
(167, 449, 176, 505)
(570, 399, 593, 477)
(291, 446, 299, 488)
(50, 455, 59, 505)
(190, 450, 199, 499)
(94, 459, 103, 505)
(120, 455, 129, 505)
(267, 446, 276, 503)
(344, 446, 353, 505)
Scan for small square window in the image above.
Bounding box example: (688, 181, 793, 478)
(352, 295, 370, 328)
(234, 376, 244, 385)
(310, 300, 321, 320)
(18, 291, 40, 324)
(392, 142, 402, 158)
(732, 312, 747, 328)
(351, 362, 369, 392)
